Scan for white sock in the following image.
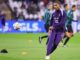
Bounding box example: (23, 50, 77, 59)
(45, 55, 50, 60)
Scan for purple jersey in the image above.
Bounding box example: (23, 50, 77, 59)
(50, 10, 66, 32)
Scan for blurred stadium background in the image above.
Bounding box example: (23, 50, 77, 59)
(0, 0, 80, 60)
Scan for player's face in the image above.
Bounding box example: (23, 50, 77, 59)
(48, 4, 53, 10)
(66, 5, 69, 11)
(54, 3, 60, 10)
(72, 7, 76, 11)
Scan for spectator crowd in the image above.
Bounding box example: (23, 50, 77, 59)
(0, 0, 80, 21)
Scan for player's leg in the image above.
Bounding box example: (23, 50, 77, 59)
(39, 35, 48, 43)
(46, 32, 63, 60)
(72, 21, 77, 34)
(39, 24, 49, 43)
(46, 31, 56, 59)
(46, 38, 49, 45)
(46, 27, 53, 45)
(60, 32, 66, 43)
(63, 37, 70, 46)
(48, 34, 57, 54)
(55, 32, 64, 48)
(63, 25, 73, 46)
(39, 35, 48, 41)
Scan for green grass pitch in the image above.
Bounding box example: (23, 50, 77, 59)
(0, 33, 80, 60)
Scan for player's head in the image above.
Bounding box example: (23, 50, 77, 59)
(72, 5, 77, 11)
(64, 4, 69, 11)
(47, 2, 53, 10)
(53, 1, 61, 10)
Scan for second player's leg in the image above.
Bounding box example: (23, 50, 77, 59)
(63, 24, 73, 46)
(39, 24, 49, 43)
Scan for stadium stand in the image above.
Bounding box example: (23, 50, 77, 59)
(0, 0, 80, 20)
(0, 0, 65, 20)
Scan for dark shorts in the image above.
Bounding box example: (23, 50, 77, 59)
(66, 24, 73, 32)
(44, 24, 50, 32)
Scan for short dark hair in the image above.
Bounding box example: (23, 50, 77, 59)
(72, 5, 76, 8)
(64, 4, 68, 8)
(54, 1, 61, 5)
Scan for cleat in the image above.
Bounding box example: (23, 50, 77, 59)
(45, 55, 50, 60)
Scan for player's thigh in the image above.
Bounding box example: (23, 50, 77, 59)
(48, 31, 56, 45)
(47, 32, 56, 50)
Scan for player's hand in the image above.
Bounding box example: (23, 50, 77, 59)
(49, 26, 54, 30)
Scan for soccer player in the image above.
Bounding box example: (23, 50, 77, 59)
(71, 5, 79, 34)
(63, 4, 73, 47)
(0, 10, 6, 32)
(1, 18, 6, 32)
(46, 1, 66, 60)
(39, 2, 53, 44)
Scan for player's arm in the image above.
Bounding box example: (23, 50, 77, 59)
(49, 13, 54, 30)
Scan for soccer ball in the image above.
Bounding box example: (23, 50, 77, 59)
(13, 22, 20, 30)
